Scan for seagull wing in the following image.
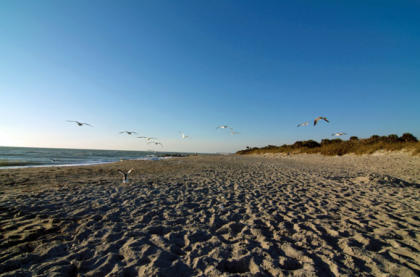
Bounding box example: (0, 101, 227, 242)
(67, 120, 81, 125)
(323, 117, 330, 123)
(127, 168, 134, 174)
(118, 170, 125, 176)
(83, 123, 93, 127)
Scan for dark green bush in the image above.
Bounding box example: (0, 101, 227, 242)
(386, 134, 400, 143)
(293, 141, 303, 148)
(321, 139, 331, 146)
(301, 140, 320, 148)
(400, 133, 418, 142)
(237, 133, 420, 156)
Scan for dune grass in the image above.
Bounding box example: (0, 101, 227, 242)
(237, 133, 420, 156)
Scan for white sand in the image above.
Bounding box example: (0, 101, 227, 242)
(0, 154, 419, 276)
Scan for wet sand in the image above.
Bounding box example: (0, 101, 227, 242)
(0, 154, 419, 276)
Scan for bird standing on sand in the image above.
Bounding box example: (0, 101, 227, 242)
(297, 122, 309, 127)
(120, 131, 137, 135)
(332, 132, 347, 137)
(67, 120, 93, 127)
(118, 168, 134, 184)
(314, 117, 329, 126)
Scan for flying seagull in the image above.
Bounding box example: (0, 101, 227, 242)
(297, 122, 309, 127)
(217, 125, 230, 129)
(137, 136, 157, 141)
(148, 141, 163, 147)
(67, 120, 93, 127)
(118, 168, 134, 184)
(120, 131, 137, 135)
(332, 132, 347, 137)
(314, 116, 329, 126)
(180, 132, 189, 139)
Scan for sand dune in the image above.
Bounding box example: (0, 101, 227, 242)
(0, 154, 419, 276)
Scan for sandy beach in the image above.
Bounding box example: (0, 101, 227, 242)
(0, 154, 419, 276)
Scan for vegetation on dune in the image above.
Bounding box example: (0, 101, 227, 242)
(237, 133, 420, 156)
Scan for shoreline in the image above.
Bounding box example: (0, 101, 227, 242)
(0, 146, 195, 170)
(0, 156, 174, 170)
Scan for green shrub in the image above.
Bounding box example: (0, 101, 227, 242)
(236, 133, 420, 156)
(293, 141, 303, 148)
(400, 133, 418, 142)
(386, 134, 400, 143)
(301, 140, 320, 148)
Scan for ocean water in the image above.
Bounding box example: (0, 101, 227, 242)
(0, 146, 183, 169)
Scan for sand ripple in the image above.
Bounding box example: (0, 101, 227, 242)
(0, 155, 419, 276)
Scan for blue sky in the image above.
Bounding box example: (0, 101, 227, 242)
(1, 0, 419, 153)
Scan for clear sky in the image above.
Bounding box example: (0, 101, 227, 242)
(1, 0, 419, 153)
